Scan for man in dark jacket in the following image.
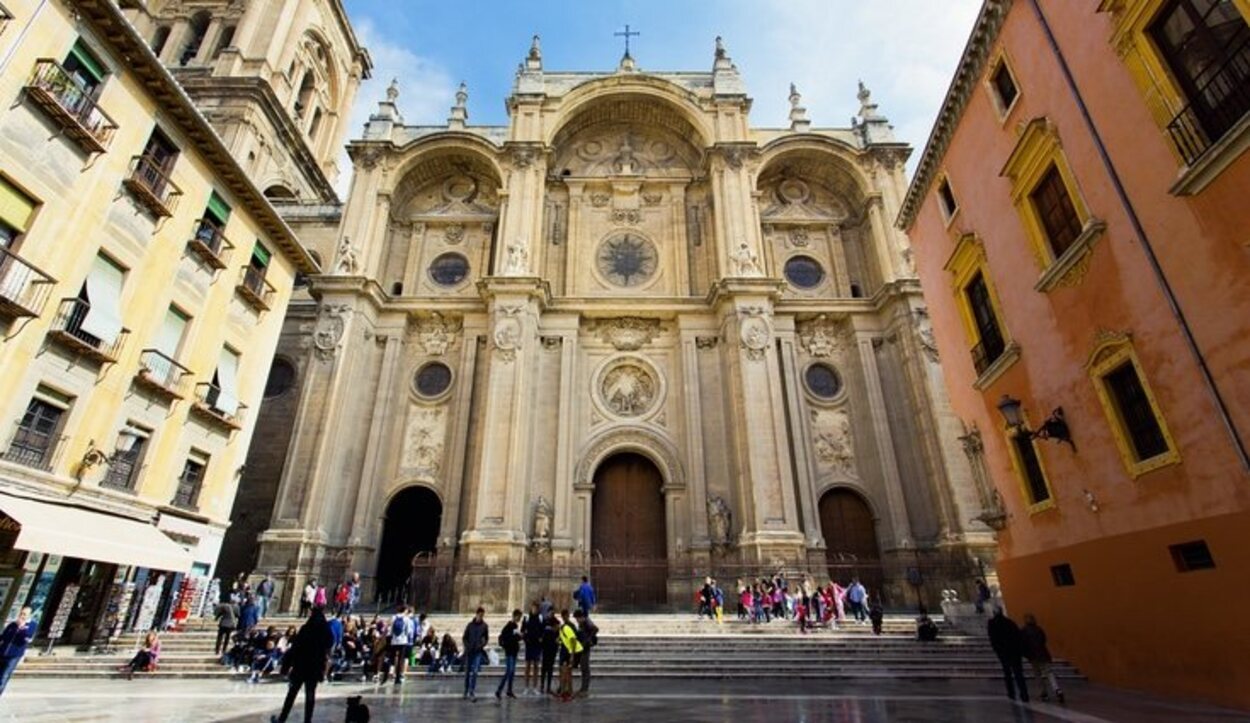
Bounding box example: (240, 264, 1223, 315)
(273, 608, 333, 723)
(522, 602, 544, 695)
(239, 595, 260, 634)
(214, 597, 239, 657)
(573, 608, 598, 697)
(1022, 614, 1064, 703)
(462, 607, 489, 701)
(987, 607, 1029, 702)
(0, 607, 36, 696)
(495, 609, 522, 699)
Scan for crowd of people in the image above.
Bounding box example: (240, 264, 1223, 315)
(705, 574, 884, 634)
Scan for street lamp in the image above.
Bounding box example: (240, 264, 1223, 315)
(996, 395, 1076, 451)
(78, 427, 142, 478)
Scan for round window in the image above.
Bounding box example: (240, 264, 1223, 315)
(596, 233, 658, 287)
(804, 363, 842, 400)
(414, 362, 453, 398)
(428, 253, 469, 286)
(263, 359, 297, 399)
(785, 256, 825, 289)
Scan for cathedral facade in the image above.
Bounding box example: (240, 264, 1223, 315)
(228, 39, 997, 612)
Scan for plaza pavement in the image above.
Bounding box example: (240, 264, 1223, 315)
(0, 676, 1247, 723)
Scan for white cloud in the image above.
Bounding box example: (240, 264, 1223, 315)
(335, 18, 457, 196)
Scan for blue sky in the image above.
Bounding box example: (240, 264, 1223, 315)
(339, 0, 982, 180)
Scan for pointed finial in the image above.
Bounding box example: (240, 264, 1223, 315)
(788, 82, 810, 132)
(455, 81, 468, 108)
(789, 83, 800, 109)
(715, 36, 726, 59)
(386, 78, 399, 103)
(529, 34, 542, 61)
(449, 82, 469, 128)
(857, 79, 882, 120)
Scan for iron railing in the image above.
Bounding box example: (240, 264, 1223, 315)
(970, 333, 1006, 376)
(191, 382, 246, 429)
(1165, 34, 1250, 165)
(0, 420, 66, 472)
(186, 219, 233, 269)
(24, 59, 118, 152)
(136, 349, 191, 398)
(235, 265, 275, 311)
(0, 245, 56, 318)
(47, 297, 129, 363)
(122, 155, 182, 218)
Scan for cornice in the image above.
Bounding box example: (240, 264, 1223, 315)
(897, 0, 1013, 231)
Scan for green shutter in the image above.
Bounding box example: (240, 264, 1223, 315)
(0, 177, 37, 233)
(68, 41, 106, 84)
(205, 192, 231, 225)
(251, 242, 271, 267)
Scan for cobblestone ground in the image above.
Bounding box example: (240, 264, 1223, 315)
(1, 677, 1247, 723)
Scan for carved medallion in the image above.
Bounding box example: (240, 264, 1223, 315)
(598, 360, 660, 418)
(492, 305, 525, 362)
(313, 304, 351, 362)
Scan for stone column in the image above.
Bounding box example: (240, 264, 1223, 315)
(856, 333, 913, 549)
(551, 330, 579, 552)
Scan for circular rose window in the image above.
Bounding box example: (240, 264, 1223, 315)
(785, 256, 825, 289)
(804, 363, 842, 400)
(429, 253, 469, 286)
(596, 233, 658, 287)
(413, 362, 453, 398)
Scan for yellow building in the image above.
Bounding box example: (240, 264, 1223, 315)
(0, 0, 315, 646)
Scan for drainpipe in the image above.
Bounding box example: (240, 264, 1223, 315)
(1026, 0, 1250, 474)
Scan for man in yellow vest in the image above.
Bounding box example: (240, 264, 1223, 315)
(556, 608, 582, 701)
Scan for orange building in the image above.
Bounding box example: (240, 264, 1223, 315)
(899, 0, 1250, 709)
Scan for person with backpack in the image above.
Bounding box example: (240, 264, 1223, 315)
(495, 608, 522, 699)
(462, 606, 490, 701)
(386, 607, 414, 685)
(573, 609, 598, 698)
(522, 601, 544, 696)
(556, 608, 582, 701)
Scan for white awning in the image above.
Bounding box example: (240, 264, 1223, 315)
(0, 492, 192, 573)
(215, 347, 240, 416)
(80, 255, 125, 344)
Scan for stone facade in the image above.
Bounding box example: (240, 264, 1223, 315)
(225, 41, 995, 611)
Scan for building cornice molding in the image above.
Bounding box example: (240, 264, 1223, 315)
(897, 0, 1014, 231)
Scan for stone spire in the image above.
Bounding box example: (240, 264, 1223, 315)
(852, 79, 894, 144)
(857, 80, 883, 121)
(448, 81, 468, 129)
(788, 82, 810, 132)
(363, 77, 402, 139)
(712, 36, 745, 96)
(526, 34, 542, 71)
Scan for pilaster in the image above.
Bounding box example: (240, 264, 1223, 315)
(855, 331, 914, 549)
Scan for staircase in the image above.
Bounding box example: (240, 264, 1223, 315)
(14, 614, 1083, 681)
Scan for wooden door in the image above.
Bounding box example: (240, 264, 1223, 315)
(819, 489, 884, 596)
(591, 453, 667, 609)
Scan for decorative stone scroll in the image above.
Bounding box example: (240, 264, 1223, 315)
(591, 317, 662, 351)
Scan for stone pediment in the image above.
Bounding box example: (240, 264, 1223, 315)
(759, 177, 848, 225)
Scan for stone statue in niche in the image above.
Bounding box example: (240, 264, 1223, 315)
(812, 408, 856, 477)
(707, 496, 733, 546)
(530, 496, 552, 549)
(335, 238, 358, 275)
(601, 363, 657, 417)
(503, 241, 530, 275)
(731, 241, 762, 277)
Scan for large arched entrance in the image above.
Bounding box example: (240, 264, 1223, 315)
(590, 452, 667, 609)
(376, 486, 441, 607)
(819, 488, 884, 598)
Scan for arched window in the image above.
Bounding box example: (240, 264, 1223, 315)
(295, 71, 315, 118)
(263, 185, 297, 201)
(180, 11, 211, 66)
(151, 26, 171, 56)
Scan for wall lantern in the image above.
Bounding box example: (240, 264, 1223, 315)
(77, 427, 142, 479)
(996, 395, 1076, 451)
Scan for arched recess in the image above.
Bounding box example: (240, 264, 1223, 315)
(755, 141, 882, 299)
(818, 486, 885, 597)
(574, 425, 685, 492)
(545, 76, 714, 149)
(375, 485, 442, 607)
(264, 184, 298, 201)
(590, 452, 667, 609)
(180, 11, 212, 65)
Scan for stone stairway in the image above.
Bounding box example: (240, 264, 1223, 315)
(15, 614, 1083, 681)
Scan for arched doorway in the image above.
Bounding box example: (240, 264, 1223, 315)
(591, 452, 667, 609)
(818, 488, 884, 599)
(376, 486, 441, 607)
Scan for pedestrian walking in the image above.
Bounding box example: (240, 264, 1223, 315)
(346, 572, 361, 616)
(1022, 614, 1064, 703)
(256, 576, 274, 620)
(272, 608, 333, 723)
(846, 578, 868, 623)
(975, 578, 992, 614)
(214, 595, 239, 657)
(574, 576, 596, 614)
(573, 609, 598, 698)
(0, 607, 36, 695)
(495, 609, 522, 699)
(868, 599, 884, 635)
(462, 606, 489, 701)
(987, 607, 1030, 703)
(313, 583, 327, 610)
(386, 606, 414, 684)
(556, 608, 582, 701)
(522, 602, 544, 695)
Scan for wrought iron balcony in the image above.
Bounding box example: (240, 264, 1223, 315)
(186, 219, 233, 270)
(190, 382, 246, 430)
(1, 421, 66, 473)
(0, 245, 56, 319)
(235, 265, 275, 311)
(47, 297, 129, 364)
(122, 155, 182, 218)
(1165, 35, 1250, 166)
(971, 334, 1007, 377)
(23, 59, 118, 154)
(134, 349, 192, 402)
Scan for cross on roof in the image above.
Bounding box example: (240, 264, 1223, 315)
(615, 24, 640, 57)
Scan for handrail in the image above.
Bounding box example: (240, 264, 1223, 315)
(1164, 33, 1250, 165)
(126, 154, 183, 214)
(48, 297, 129, 361)
(0, 245, 57, 317)
(25, 59, 118, 150)
(138, 348, 192, 392)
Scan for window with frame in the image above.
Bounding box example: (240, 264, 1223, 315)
(945, 234, 1015, 383)
(4, 392, 69, 470)
(0, 175, 37, 251)
(937, 177, 959, 221)
(1030, 163, 1084, 257)
(1050, 563, 1076, 587)
(101, 426, 149, 492)
(172, 455, 207, 510)
(1010, 430, 1053, 508)
(62, 40, 106, 96)
(1088, 337, 1179, 476)
(991, 60, 1020, 114)
(965, 271, 1007, 373)
(1169, 540, 1215, 571)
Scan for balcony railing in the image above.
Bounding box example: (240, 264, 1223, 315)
(134, 349, 192, 402)
(122, 155, 182, 218)
(1, 420, 67, 473)
(24, 59, 118, 153)
(235, 265, 275, 311)
(190, 382, 246, 430)
(971, 334, 1007, 377)
(1164, 35, 1250, 166)
(47, 297, 129, 364)
(186, 219, 234, 270)
(0, 245, 56, 319)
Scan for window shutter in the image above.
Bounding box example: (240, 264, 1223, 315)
(205, 192, 231, 226)
(155, 307, 188, 358)
(80, 255, 125, 344)
(215, 348, 241, 415)
(68, 41, 106, 84)
(0, 177, 37, 233)
(251, 242, 271, 267)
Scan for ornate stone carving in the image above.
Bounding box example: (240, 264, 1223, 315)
(600, 361, 659, 417)
(592, 317, 662, 351)
(335, 238, 358, 275)
(410, 312, 458, 356)
(510, 145, 538, 168)
(707, 496, 733, 546)
(738, 306, 771, 361)
(811, 408, 856, 477)
(530, 495, 552, 550)
(641, 190, 664, 206)
(502, 241, 530, 275)
(731, 241, 762, 277)
(611, 208, 642, 225)
(401, 407, 446, 476)
(789, 228, 810, 247)
(798, 314, 848, 359)
(590, 193, 611, 208)
(313, 304, 351, 362)
(695, 336, 719, 350)
(913, 309, 940, 363)
(492, 305, 525, 362)
(541, 336, 563, 351)
(442, 223, 465, 245)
